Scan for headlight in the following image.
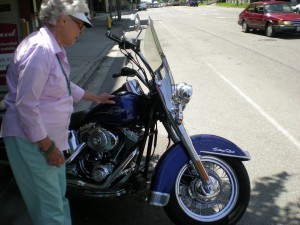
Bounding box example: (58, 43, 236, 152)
(283, 21, 292, 25)
(278, 20, 292, 25)
(172, 82, 193, 105)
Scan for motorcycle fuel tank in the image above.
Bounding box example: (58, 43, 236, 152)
(86, 92, 145, 127)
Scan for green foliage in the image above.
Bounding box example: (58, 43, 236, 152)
(216, 2, 248, 8)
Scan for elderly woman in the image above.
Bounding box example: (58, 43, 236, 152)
(0, 0, 114, 224)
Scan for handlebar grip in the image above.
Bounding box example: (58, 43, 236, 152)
(112, 67, 137, 78)
(106, 31, 135, 50)
(121, 67, 137, 76)
(106, 31, 122, 43)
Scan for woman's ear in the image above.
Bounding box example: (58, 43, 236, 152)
(58, 15, 66, 26)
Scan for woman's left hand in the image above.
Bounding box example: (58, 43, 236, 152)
(83, 91, 115, 104)
(96, 93, 115, 104)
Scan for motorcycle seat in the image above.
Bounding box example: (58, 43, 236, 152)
(69, 110, 89, 130)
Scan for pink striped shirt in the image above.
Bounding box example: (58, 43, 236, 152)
(1, 27, 84, 150)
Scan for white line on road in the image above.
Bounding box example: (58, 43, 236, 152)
(205, 61, 300, 150)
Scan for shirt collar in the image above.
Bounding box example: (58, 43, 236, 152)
(39, 26, 65, 56)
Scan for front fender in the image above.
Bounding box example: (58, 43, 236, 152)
(148, 134, 250, 206)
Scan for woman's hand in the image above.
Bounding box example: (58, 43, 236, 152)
(96, 93, 115, 104)
(46, 148, 65, 167)
(37, 137, 65, 167)
(83, 91, 115, 104)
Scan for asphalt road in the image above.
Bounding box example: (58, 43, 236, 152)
(2, 6, 300, 225)
(136, 5, 300, 225)
(71, 6, 300, 225)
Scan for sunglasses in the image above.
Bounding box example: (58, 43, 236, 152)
(70, 16, 85, 31)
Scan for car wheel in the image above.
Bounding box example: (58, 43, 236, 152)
(242, 21, 249, 33)
(266, 23, 275, 37)
(296, 8, 300, 14)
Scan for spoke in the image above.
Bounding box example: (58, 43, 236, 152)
(179, 181, 190, 189)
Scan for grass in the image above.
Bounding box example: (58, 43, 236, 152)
(197, 2, 248, 8)
(215, 2, 248, 8)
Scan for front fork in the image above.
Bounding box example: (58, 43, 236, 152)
(170, 122, 213, 192)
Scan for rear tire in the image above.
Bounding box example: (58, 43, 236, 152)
(164, 156, 250, 225)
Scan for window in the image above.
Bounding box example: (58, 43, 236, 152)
(247, 4, 256, 13)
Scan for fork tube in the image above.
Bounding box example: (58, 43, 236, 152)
(176, 123, 211, 185)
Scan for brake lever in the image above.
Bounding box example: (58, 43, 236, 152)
(106, 31, 122, 43)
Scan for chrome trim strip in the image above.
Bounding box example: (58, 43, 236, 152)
(103, 148, 138, 189)
(65, 142, 86, 164)
(201, 150, 251, 160)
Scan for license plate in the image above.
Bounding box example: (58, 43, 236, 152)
(297, 27, 300, 31)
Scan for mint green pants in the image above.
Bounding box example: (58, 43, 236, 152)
(3, 136, 72, 225)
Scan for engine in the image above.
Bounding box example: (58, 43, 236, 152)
(67, 123, 140, 183)
(80, 123, 119, 152)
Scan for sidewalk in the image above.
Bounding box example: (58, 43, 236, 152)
(67, 10, 135, 81)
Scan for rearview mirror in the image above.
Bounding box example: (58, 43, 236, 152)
(130, 13, 141, 31)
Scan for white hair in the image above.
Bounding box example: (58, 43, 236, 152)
(39, 0, 90, 25)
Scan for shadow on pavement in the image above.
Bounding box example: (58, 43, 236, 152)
(238, 171, 300, 225)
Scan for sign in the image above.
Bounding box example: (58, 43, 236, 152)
(0, 23, 19, 85)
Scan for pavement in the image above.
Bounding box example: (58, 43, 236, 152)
(0, 10, 140, 225)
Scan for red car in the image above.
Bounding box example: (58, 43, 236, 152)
(238, 1, 300, 37)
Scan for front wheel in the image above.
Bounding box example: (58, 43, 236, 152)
(266, 23, 275, 37)
(164, 156, 250, 225)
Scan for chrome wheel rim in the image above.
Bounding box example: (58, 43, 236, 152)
(175, 156, 239, 222)
(266, 25, 273, 37)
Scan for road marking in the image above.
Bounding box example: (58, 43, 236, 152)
(205, 61, 300, 150)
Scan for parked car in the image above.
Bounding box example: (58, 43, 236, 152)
(138, 2, 148, 10)
(189, 0, 198, 7)
(172, 0, 180, 6)
(238, 1, 300, 37)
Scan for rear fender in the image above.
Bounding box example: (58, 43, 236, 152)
(148, 134, 250, 206)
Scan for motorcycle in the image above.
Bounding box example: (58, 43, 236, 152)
(0, 15, 251, 225)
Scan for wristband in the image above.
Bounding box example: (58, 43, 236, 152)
(43, 141, 56, 157)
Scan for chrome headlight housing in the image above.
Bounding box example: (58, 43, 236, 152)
(172, 82, 193, 105)
(171, 82, 193, 124)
